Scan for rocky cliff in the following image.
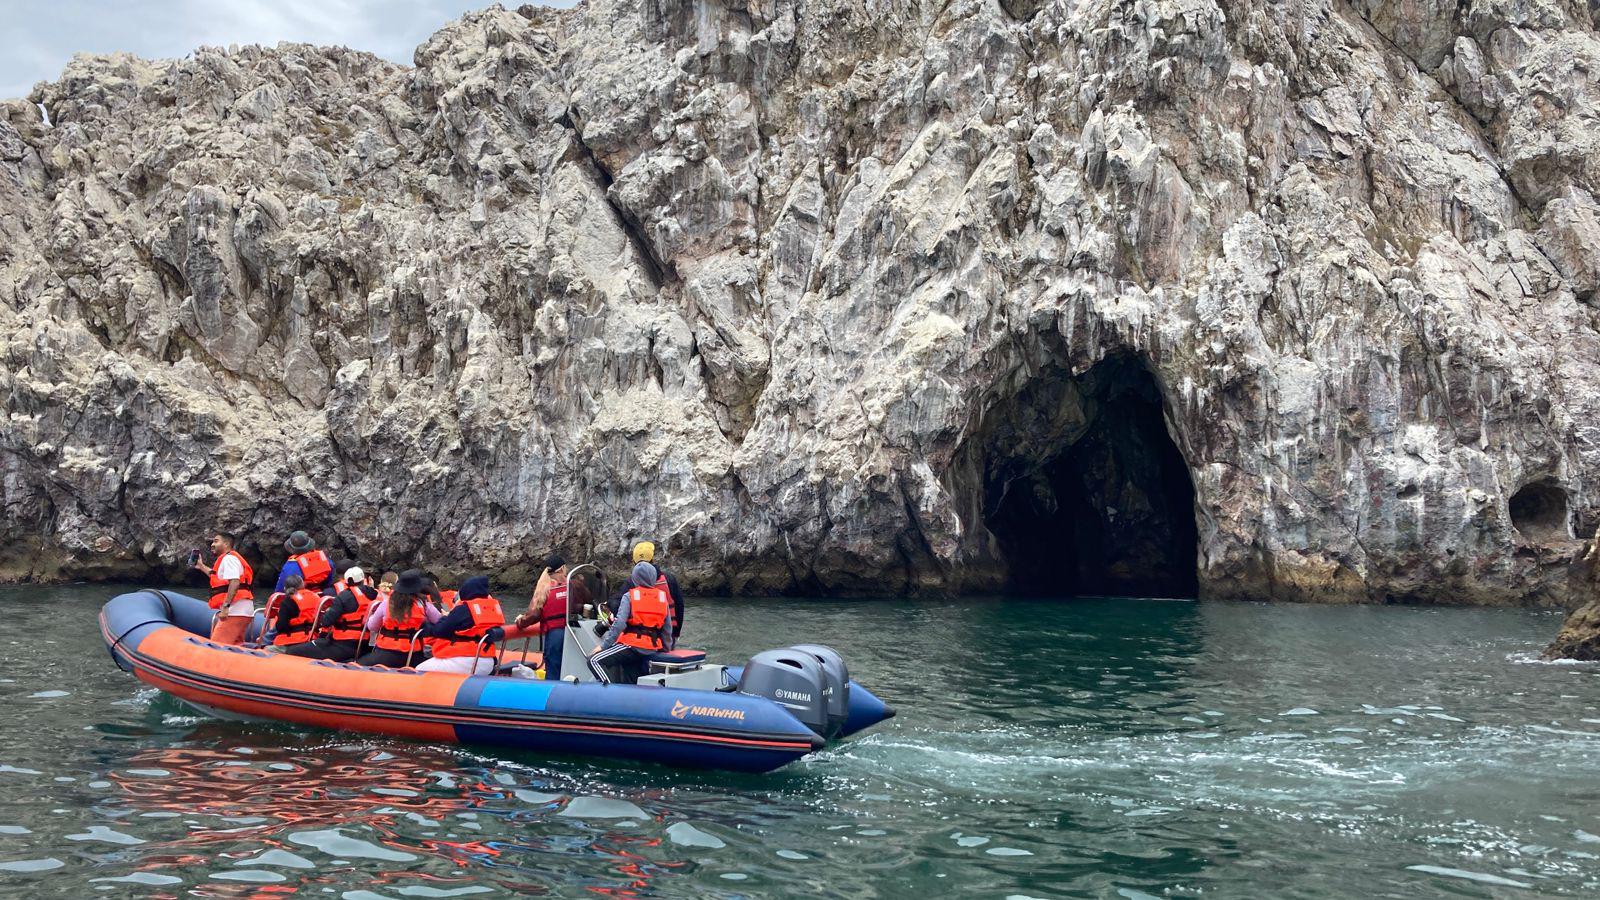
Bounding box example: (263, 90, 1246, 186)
(3, 0, 1599, 604)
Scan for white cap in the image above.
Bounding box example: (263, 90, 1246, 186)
(344, 566, 366, 584)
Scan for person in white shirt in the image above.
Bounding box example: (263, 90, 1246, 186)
(193, 531, 256, 645)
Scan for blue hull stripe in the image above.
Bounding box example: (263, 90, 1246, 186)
(475, 680, 555, 712)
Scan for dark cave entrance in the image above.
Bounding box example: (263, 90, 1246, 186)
(1508, 480, 1570, 542)
(976, 354, 1198, 598)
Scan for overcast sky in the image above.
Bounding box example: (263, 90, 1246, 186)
(1, 1, 575, 100)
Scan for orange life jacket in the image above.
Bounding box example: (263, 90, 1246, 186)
(329, 584, 377, 642)
(291, 549, 333, 587)
(422, 590, 461, 656)
(208, 550, 255, 610)
(431, 595, 505, 659)
(272, 588, 323, 647)
(617, 586, 669, 651)
(372, 601, 427, 654)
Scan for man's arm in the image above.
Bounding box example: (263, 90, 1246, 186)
(319, 592, 353, 629)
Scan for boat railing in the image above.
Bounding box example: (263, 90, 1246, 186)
(309, 596, 332, 638)
(403, 629, 427, 668)
(476, 632, 503, 673)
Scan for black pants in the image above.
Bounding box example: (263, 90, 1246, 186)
(285, 637, 360, 662)
(354, 648, 417, 668)
(588, 644, 650, 684)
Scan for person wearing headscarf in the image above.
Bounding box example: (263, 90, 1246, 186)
(416, 575, 505, 675)
(615, 541, 685, 640)
(588, 562, 675, 685)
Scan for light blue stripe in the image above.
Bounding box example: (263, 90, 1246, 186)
(477, 680, 555, 712)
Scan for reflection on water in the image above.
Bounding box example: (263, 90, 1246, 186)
(0, 586, 1597, 897)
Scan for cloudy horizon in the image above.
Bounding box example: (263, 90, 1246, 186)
(1, 0, 574, 101)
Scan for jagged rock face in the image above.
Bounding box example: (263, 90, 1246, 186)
(2, 0, 1599, 603)
(1545, 540, 1600, 658)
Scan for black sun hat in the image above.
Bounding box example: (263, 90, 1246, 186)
(393, 570, 426, 594)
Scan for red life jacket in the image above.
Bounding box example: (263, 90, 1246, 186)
(273, 588, 323, 646)
(431, 596, 505, 659)
(617, 586, 669, 651)
(372, 601, 427, 654)
(208, 550, 255, 610)
(655, 572, 681, 633)
(438, 589, 460, 609)
(329, 584, 377, 642)
(291, 549, 333, 587)
(541, 579, 569, 628)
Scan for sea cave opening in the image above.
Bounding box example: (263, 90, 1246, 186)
(975, 354, 1198, 598)
(1508, 480, 1570, 542)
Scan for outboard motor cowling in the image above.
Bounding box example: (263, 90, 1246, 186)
(738, 649, 829, 736)
(787, 644, 850, 739)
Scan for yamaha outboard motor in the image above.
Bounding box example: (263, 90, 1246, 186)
(788, 644, 849, 739)
(738, 649, 829, 736)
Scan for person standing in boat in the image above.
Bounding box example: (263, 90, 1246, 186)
(589, 562, 675, 685)
(355, 570, 440, 667)
(417, 575, 505, 675)
(286, 566, 378, 661)
(195, 531, 255, 645)
(514, 555, 589, 680)
(627, 541, 685, 642)
(275, 531, 335, 594)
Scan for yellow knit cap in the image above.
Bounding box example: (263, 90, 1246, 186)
(632, 541, 655, 563)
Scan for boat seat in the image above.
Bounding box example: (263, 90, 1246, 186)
(649, 648, 706, 673)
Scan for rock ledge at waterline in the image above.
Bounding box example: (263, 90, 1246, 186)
(2, 0, 1599, 607)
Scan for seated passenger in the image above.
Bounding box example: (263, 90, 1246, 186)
(277, 531, 335, 593)
(417, 575, 504, 675)
(588, 563, 675, 685)
(426, 571, 458, 610)
(326, 559, 359, 596)
(286, 566, 378, 661)
(354, 571, 440, 668)
(630, 541, 686, 641)
(376, 571, 398, 601)
(269, 574, 322, 650)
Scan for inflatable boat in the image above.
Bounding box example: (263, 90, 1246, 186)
(99, 586, 894, 773)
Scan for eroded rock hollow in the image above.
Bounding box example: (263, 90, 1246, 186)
(2, 0, 1599, 603)
(954, 354, 1198, 597)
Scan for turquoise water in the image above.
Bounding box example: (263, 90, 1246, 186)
(1, 584, 1597, 897)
